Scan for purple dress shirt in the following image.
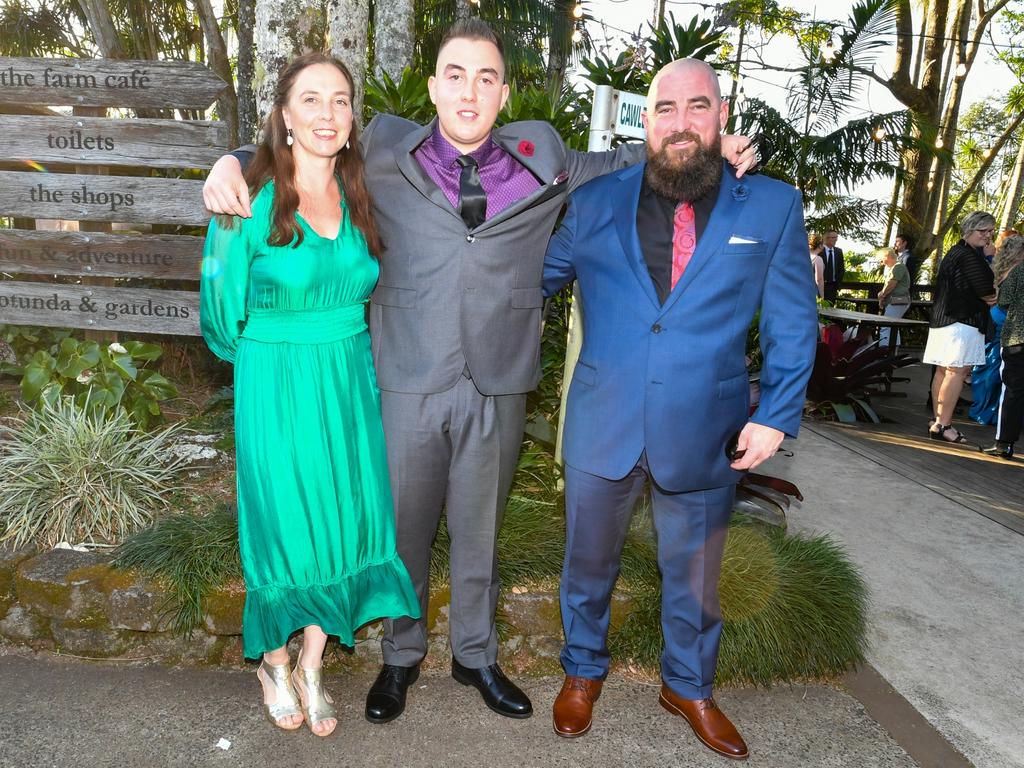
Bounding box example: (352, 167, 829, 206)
(414, 126, 541, 222)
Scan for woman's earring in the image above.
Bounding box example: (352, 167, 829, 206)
(286, 128, 294, 146)
(345, 140, 350, 150)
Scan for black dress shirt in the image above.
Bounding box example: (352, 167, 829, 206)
(636, 177, 719, 304)
(930, 240, 995, 330)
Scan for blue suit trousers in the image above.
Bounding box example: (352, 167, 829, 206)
(560, 458, 735, 700)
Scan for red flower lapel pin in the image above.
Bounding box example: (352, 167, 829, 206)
(518, 140, 535, 157)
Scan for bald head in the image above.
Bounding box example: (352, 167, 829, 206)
(647, 59, 722, 113)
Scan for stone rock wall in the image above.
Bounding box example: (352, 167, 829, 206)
(0, 545, 630, 670)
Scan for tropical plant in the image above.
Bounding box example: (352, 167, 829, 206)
(804, 325, 916, 422)
(115, 503, 242, 635)
(364, 67, 435, 125)
(735, 472, 803, 528)
(0, 397, 188, 548)
(580, 11, 728, 93)
(737, 0, 914, 239)
(499, 82, 589, 150)
(15, 338, 178, 430)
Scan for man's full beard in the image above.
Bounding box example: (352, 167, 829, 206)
(645, 131, 723, 203)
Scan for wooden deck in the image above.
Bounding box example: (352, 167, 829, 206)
(804, 352, 1024, 535)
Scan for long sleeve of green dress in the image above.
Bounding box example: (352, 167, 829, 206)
(200, 215, 252, 364)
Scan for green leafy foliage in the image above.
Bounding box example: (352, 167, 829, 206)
(0, 397, 188, 548)
(364, 67, 434, 125)
(580, 11, 727, 93)
(15, 338, 178, 429)
(114, 504, 242, 636)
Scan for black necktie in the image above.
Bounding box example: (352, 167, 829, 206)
(456, 154, 487, 230)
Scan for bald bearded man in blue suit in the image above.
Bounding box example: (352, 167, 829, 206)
(543, 59, 817, 760)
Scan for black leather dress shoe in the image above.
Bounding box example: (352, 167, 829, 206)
(980, 441, 1014, 459)
(451, 658, 533, 718)
(365, 664, 419, 723)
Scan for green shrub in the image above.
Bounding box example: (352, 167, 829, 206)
(0, 397, 188, 548)
(18, 338, 178, 429)
(115, 504, 242, 635)
(609, 520, 868, 686)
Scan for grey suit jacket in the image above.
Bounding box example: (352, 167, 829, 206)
(361, 115, 642, 396)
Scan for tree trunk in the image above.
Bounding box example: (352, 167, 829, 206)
(77, 0, 125, 58)
(253, 0, 327, 124)
(999, 133, 1024, 231)
(373, 0, 414, 81)
(726, 21, 745, 134)
(194, 0, 239, 145)
(327, 0, 370, 116)
(237, 0, 258, 143)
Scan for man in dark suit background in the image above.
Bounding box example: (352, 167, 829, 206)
(822, 229, 845, 300)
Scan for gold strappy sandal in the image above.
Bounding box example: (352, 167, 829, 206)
(257, 659, 304, 731)
(292, 665, 338, 737)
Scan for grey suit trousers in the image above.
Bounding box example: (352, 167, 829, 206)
(380, 376, 527, 668)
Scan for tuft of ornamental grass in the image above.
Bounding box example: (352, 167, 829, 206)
(609, 518, 869, 686)
(114, 503, 242, 635)
(0, 397, 189, 549)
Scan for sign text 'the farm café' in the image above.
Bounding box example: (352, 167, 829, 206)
(0, 65, 153, 90)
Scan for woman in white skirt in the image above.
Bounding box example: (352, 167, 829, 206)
(923, 211, 997, 443)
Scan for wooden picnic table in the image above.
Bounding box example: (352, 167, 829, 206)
(839, 296, 934, 311)
(818, 307, 930, 395)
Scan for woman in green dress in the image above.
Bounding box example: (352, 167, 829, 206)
(200, 53, 419, 737)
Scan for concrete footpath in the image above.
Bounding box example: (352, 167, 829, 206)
(764, 425, 1024, 768)
(0, 651, 912, 768)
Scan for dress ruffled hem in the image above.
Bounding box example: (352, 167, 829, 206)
(241, 554, 420, 659)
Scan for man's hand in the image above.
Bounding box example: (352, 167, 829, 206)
(203, 155, 251, 218)
(730, 422, 784, 471)
(721, 134, 758, 179)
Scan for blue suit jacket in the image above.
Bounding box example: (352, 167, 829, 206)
(544, 161, 817, 492)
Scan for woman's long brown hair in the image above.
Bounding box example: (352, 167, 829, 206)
(244, 52, 384, 256)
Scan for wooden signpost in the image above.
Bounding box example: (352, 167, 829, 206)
(0, 56, 229, 336)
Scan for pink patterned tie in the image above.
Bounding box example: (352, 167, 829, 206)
(671, 202, 696, 290)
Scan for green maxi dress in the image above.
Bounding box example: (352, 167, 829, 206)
(200, 181, 419, 659)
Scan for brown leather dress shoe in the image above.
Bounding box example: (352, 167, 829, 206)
(552, 676, 603, 737)
(659, 684, 749, 760)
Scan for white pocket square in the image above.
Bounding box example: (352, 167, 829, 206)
(728, 235, 759, 244)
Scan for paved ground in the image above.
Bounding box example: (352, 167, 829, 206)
(0, 650, 914, 768)
(764, 418, 1024, 768)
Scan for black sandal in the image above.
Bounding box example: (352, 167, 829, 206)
(929, 424, 969, 444)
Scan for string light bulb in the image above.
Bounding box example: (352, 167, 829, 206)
(571, 26, 583, 43)
(821, 38, 836, 63)
(955, 61, 967, 77)
(809, 111, 818, 124)
(572, 3, 584, 19)
(935, 135, 944, 149)
(873, 126, 887, 141)
(982, 147, 992, 159)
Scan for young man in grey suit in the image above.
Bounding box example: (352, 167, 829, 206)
(203, 19, 756, 724)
